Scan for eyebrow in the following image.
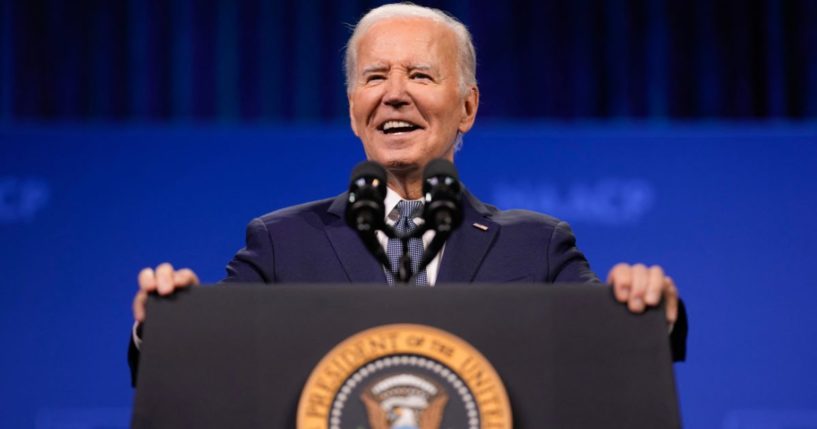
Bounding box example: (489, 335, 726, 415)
(361, 64, 388, 75)
(409, 64, 433, 72)
(360, 63, 436, 75)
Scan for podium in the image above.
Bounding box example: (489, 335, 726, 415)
(131, 284, 680, 428)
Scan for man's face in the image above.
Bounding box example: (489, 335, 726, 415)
(348, 18, 478, 174)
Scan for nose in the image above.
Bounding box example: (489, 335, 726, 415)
(382, 73, 410, 108)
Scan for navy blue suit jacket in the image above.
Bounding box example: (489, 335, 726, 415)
(129, 190, 686, 385)
(223, 190, 599, 285)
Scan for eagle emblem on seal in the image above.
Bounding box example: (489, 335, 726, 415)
(360, 373, 449, 429)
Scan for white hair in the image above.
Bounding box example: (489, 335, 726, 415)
(344, 2, 477, 96)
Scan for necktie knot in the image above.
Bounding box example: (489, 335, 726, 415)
(396, 200, 423, 221)
(393, 200, 423, 235)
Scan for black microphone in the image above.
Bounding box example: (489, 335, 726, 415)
(416, 158, 463, 274)
(422, 158, 463, 233)
(345, 161, 392, 269)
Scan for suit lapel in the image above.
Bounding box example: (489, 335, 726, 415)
(325, 193, 388, 283)
(436, 190, 499, 284)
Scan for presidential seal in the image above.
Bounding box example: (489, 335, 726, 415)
(296, 324, 512, 429)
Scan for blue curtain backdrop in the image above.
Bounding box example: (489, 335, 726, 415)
(1, 1, 817, 429)
(2, 0, 817, 122)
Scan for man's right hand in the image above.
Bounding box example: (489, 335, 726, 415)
(133, 263, 200, 323)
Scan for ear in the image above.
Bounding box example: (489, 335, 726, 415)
(457, 85, 479, 134)
(348, 93, 360, 137)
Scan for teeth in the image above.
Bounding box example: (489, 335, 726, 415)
(382, 120, 416, 131)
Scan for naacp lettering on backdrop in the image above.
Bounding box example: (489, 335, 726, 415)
(492, 179, 655, 225)
(0, 178, 50, 224)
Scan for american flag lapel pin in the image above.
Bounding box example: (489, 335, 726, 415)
(472, 222, 489, 231)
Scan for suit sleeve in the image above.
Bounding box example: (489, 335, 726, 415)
(128, 324, 141, 387)
(669, 301, 688, 361)
(547, 221, 600, 284)
(224, 217, 277, 283)
(128, 218, 278, 387)
(546, 220, 688, 362)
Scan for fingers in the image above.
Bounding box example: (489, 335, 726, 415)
(155, 263, 176, 295)
(663, 276, 679, 325)
(133, 263, 200, 323)
(133, 289, 148, 322)
(608, 263, 673, 315)
(174, 268, 200, 288)
(133, 267, 157, 322)
(608, 263, 632, 303)
(627, 264, 648, 313)
(138, 266, 157, 293)
(644, 265, 665, 306)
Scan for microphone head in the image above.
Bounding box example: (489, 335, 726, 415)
(349, 160, 388, 191)
(422, 158, 461, 197)
(346, 161, 388, 232)
(422, 158, 463, 231)
(422, 158, 460, 183)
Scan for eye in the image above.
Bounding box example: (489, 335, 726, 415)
(411, 72, 433, 81)
(365, 74, 385, 83)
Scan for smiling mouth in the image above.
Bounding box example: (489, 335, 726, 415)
(378, 120, 423, 134)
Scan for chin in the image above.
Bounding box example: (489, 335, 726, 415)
(369, 149, 426, 173)
(383, 160, 422, 173)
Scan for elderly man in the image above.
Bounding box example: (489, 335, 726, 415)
(130, 3, 685, 380)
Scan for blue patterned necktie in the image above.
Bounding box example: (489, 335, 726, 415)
(385, 200, 428, 286)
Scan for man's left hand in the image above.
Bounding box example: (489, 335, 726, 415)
(607, 263, 678, 325)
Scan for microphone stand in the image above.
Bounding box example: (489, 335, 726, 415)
(394, 225, 420, 285)
(398, 236, 413, 284)
(379, 224, 432, 285)
(347, 158, 463, 286)
(366, 223, 414, 285)
(389, 210, 458, 285)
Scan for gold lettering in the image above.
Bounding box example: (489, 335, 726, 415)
(429, 339, 454, 357)
(305, 393, 329, 418)
(478, 393, 502, 407)
(460, 355, 477, 373)
(366, 335, 390, 354)
(475, 384, 497, 398)
(481, 407, 506, 426)
(331, 355, 347, 374)
(468, 368, 491, 390)
(405, 334, 425, 347)
(338, 343, 367, 368)
(365, 332, 400, 357)
(313, 377, 334, 395)
(322, 361, 344, 385)
(299, 326, 512, 428)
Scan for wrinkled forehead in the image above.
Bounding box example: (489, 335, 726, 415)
(354, 18, 459, 70)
